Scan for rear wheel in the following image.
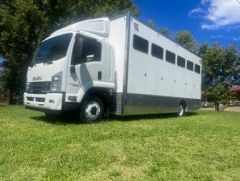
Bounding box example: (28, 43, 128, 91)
(80, 97, 104, 123)
(178, 103, 187, 117)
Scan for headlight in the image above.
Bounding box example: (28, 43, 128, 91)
(51, 72, 63, 92)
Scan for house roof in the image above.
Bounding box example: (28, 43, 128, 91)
(230, 86, 240, 93)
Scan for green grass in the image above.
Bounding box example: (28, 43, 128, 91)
(1, 106, 240, 180)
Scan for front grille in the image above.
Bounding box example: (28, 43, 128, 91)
(27, 97, 34, 101)
(27, 81, 51, 94)
(36, 97, 45, 102)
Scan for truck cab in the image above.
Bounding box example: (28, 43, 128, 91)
(24, 18, 115, 123)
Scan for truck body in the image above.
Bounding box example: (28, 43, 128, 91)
(24, 13, 202, 122)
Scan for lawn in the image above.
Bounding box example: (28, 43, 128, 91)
(0, 106, 240, 180)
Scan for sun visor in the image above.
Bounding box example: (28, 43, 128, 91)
(76, 18, 110, 37)
(50, 18, 110, 38)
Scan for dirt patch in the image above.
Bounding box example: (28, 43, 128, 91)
(225, 106, 240, 112)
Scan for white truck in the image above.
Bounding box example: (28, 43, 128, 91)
(24, 13, 202, 123)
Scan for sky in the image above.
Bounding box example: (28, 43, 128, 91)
(134, 0, 240, 48)
(0, 56, 4, 64)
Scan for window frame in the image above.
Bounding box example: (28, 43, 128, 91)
(177, 56, 186, 68)
(166, 50, 176, 64)
(133, 34, 149, 54)
(151, 43, 164, 60)
(195, 64, 201, 74)
(186, 60, 194, 71)
(71, 35, 102, 65)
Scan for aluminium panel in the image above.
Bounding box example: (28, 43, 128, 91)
(124, 93, 200, 115)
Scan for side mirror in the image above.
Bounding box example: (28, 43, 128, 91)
(86, 54, 94, 62)
(29, 62, 34, 67)
(70, 65, 75, 74)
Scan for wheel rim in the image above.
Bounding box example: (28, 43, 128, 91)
(179, 105, 184, 116)
(85, 101, 101, 121)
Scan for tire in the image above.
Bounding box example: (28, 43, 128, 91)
(178, 103, 187, 117)
(44, 112, 56, 118)
(80, 96, 104, 123)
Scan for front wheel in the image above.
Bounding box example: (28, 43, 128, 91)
(80, 97, 104, 123)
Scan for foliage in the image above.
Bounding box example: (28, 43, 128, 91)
(147, 19, 157, 30)
(175, 31, 197, 53)
(0, 63, 3, 98)
(232, 56, 240, 86)
(159, 27, 169, 37)
(0, 0, 47, 103)
(200, 44, 239, 110)
(1, 106, 240, 180)
(0, 0, 138, 104)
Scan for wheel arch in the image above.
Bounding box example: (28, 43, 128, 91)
(81, 87, 113, 114)
(179, 99, 187, 108)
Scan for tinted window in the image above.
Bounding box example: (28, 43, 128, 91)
(34, 33, 72, 63)
(166, 50, 176, 64)
(187, 60, 194, 71)
(72, 36, 101, 65)
(195, 64, 201, 74)
(177, 56, 185, 68)
(133, 35, 149, 53)
(81, 37, 101, 62)
(151, 44, 163, 59)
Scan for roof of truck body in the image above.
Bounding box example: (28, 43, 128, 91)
(43, 12, 201, 59)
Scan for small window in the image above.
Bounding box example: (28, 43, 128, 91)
(151, 43, 163, 59)
(133, 35, 149, 54)
(195, 64, 201, 74)
(177, 56, 185, 68)
(166, 50, 176, 64)
(187, 60, 194, 71)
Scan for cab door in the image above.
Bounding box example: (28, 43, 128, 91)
(65, 34, 114, 103)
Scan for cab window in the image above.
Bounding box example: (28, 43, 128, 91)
(72, 35, 102, 65)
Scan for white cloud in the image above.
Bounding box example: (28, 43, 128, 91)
(188, 8, 206, 18)
(190, 0, 240, 30)
(201, 0, 210, 5)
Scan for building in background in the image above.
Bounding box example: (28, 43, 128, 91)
(230, 85, 240, 101)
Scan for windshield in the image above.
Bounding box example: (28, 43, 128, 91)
(33, 33, 72, 63)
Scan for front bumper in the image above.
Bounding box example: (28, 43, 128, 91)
(24, 92, 63, 111)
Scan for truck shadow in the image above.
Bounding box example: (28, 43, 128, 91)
(31, 115, 80, 125)
(31, 112, 197, 125)
(109, 112, 197, 122)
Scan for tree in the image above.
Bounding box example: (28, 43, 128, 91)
(0, 0, 47, 103)
(159, 27, 169, 37)
(232, 56, 240, 86)
(0, 0, 138, 103)
(147, 19, 157, 30)
(175, 31, 197, 53)
(199, 44, 239, 111)
(0, 60, 5, 103)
